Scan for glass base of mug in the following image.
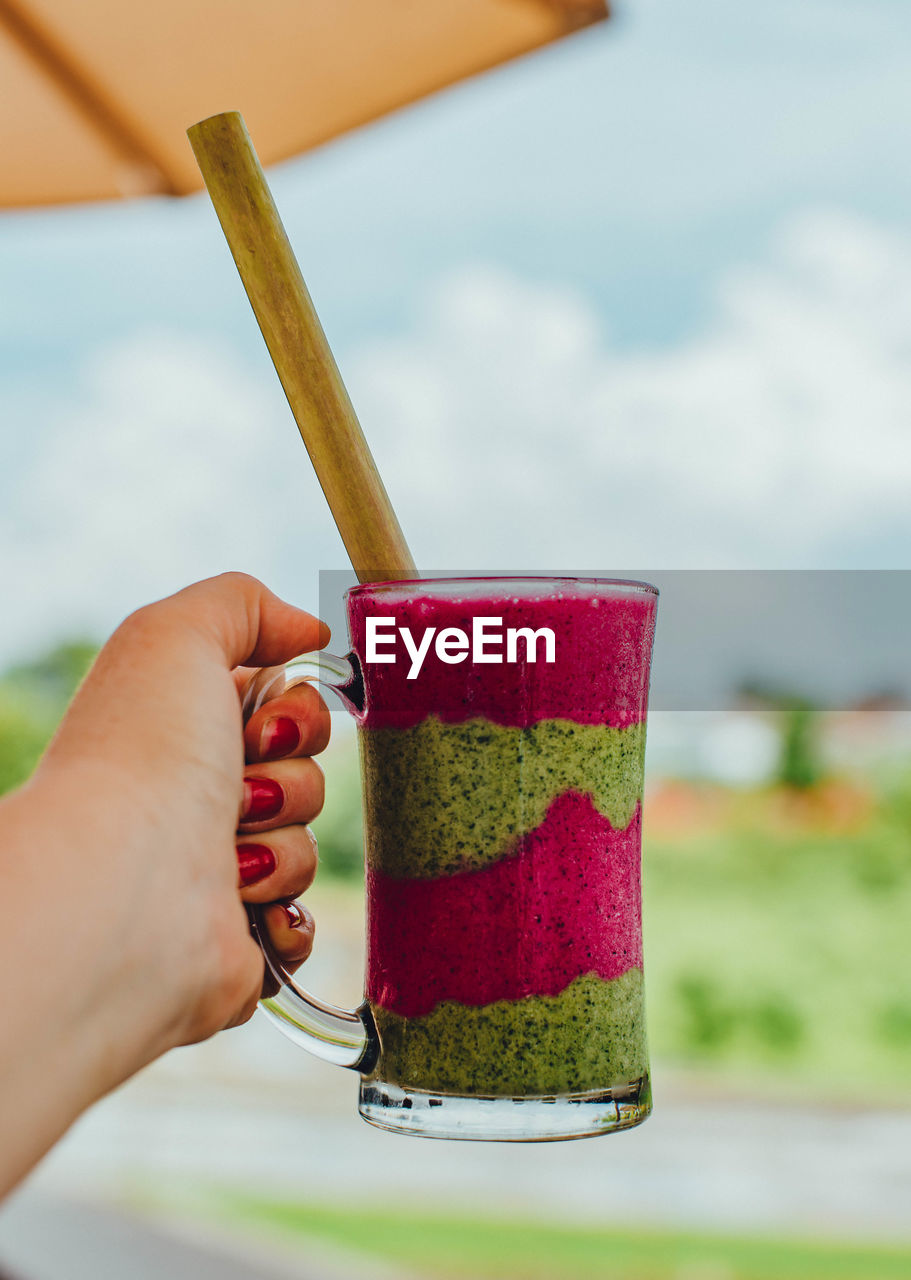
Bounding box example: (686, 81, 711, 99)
(358, 1075, 651, 1142)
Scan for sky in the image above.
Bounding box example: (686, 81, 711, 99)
(2, 0, 911, 664)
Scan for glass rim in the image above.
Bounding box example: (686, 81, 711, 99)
(346, 575, 659, 600)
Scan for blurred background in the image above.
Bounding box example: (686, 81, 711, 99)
(2, 0, 911, 1276)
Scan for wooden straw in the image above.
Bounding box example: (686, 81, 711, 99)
(187, 111, 416, 584)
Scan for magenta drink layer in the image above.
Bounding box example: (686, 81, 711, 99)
(347, 577, 657, 1097)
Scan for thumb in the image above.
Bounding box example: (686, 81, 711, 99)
(158, 572, 330, 669)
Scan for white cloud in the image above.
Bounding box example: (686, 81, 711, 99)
(0, 333, 342, 663)
(351, 209, 911, 569)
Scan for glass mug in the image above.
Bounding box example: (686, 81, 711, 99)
(242, 576, 658, 1141)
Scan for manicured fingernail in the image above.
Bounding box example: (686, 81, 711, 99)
(283, 902, 303, 929)
(261, 717, 300, 760)
(237, 844, 276, 885)
(241, 777, 284, 822)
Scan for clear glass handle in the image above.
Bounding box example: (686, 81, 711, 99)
(240, 651, 376, 1071)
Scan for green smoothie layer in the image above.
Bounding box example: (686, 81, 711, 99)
(360, 717, 645, 878)
(367, 969, 647, 1096)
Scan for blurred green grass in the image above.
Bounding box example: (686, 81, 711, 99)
(215, 1198, 911, 1279)
(642, 777, 911, 1097)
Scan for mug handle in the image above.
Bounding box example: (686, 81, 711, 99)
(240, 651, 377, 1072)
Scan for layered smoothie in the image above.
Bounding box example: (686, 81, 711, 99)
(347, 578, 657, 1098)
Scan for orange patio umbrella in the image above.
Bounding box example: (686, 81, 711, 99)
(0, 0, 608, 209)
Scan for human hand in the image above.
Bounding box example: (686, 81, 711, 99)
(3, 573, 330, 1143)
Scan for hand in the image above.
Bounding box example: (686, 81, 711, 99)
(0, 573, 330, 1196)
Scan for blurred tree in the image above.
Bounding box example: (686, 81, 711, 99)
(0, 694, 54, 794)
(0, 640, 98, 796)
(777, 702, 823, 791)
(750, 995, 804, 1052)
(310, 740, 364, 879)
(675, 974, 736, 1053)
(674, 974, 806, 1060)
(884, 769, 911, 837)
(878, 1001, 911, 1048)
(5, 641, 97, 707)
(737, 680, 826, 790)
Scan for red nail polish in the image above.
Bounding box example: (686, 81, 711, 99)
(241, 777, 284, 822)
(283, 902, 303, 929)
(237, 844, 276, 886)
(261, 717, 300, 760)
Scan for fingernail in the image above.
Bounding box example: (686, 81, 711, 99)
(283, 902, 303, 929)
(261, 717, 300, 760)
(241, 777, 284, 822)
(237, 844, 276, 885)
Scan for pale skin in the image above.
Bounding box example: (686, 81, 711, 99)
(0, 573, 333, 1199)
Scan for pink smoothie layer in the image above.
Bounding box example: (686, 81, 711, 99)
(366, 794, 643, 1019)
(347, 581, 656, 730)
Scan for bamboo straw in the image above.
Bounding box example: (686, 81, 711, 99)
(187, 111, 416, 584)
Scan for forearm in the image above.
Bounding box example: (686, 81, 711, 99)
(0, 771, 158, 1198)
(0, 952, 109, 1199)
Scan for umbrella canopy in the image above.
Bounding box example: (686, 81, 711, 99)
(0, 0, 608, 209)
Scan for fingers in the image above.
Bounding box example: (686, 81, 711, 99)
(252, 901, 315, 1001)
(237, 824, 318, 903)
(262, 901, 315, 969)
(218, 900, 315, 1030)
(235, 682, 325, 1010)
(239, 758, 325, 833)
(243, 679, 331, 763)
